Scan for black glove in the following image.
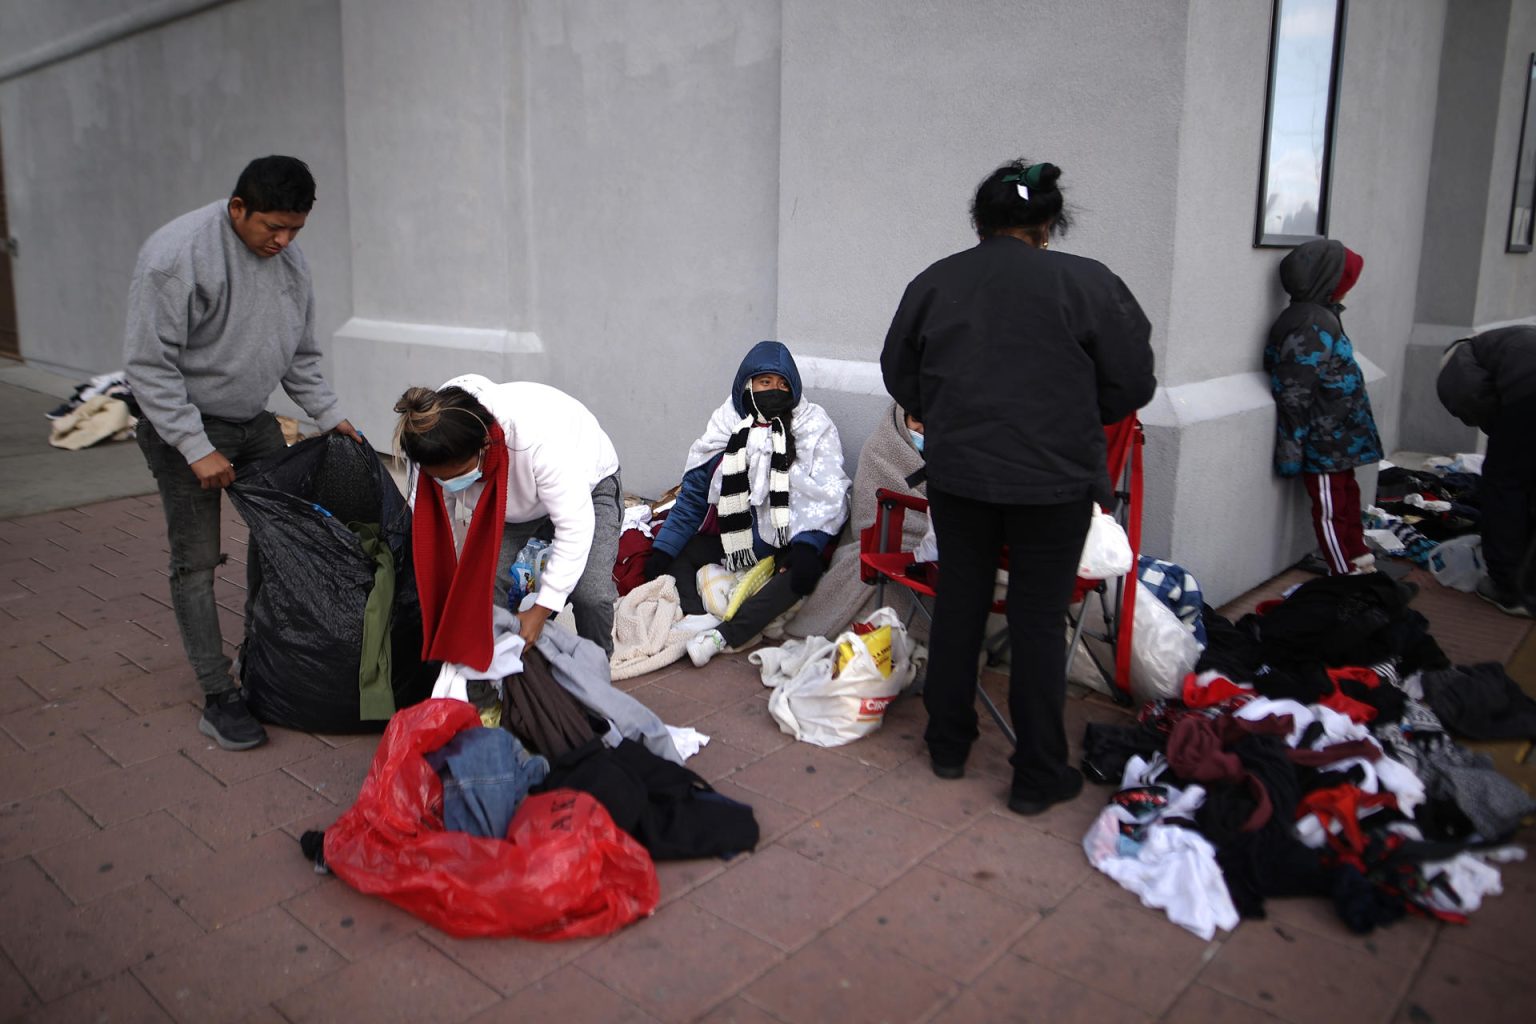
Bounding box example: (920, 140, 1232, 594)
(787, 543, 825, 596)
(642, 547, 673, 581)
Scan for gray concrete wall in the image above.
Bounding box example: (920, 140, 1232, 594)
(776, 0, 1187, 372)
(1410, 0, 1536, 329)
(1327, 0, 1449, 452)
(519, 0, 782, 495)
(0, 0, 351, 427)
(0, 1, 159, 65)
(330, 0, 782, 484)
(1400, 0, 1535, 454)
(330, 0, 540, 447)
(1414, 0, 1509, 328)
(1476, 0, 1536, 323)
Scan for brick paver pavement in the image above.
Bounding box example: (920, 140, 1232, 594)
(1, 496, 1533, 1023)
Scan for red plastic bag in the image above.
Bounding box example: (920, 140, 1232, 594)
(323, 699, 659, 939)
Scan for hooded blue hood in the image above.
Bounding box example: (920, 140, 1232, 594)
(730, 340, 803, 416)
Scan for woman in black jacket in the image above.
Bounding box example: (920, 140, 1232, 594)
(880, 159, 1156, 814)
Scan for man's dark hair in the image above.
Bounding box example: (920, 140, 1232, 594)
(971, 158, 1069, 239)
(231, 156, 316, 214)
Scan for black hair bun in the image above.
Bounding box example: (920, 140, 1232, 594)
(1034, 163, 1062, 191)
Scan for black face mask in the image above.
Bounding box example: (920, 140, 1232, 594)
(750, 388, 795, 419)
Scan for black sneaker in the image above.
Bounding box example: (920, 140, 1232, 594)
(200, 690, 269, 751)
(931, 760, 966, 780)
(1008, 768, 1084, 816)
(1476, 577, 1533, 618)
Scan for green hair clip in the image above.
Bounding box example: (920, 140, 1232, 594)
(1000, 164, 1047, 200)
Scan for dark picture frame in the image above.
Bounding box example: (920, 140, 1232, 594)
(1254, 0, 1348, 248)
(1506, 53, 1536, 253)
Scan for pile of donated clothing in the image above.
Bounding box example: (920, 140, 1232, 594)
(300, 612, 759, 940)
(1079, 571, 1534, 940)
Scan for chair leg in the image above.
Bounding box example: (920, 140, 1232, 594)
(1064, 596, 1092, 675)
(1100, 579, 1133, 707)
(983, 629, 1010, 666)
(977, 682, 1016, 747)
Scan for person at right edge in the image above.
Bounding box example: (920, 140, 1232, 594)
(880, 159, 1156, 816)
(1436, 324, 1536, 617)
(1264, 238, 1383, 576)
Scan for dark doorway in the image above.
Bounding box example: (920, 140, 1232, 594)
(0, 121, 19, 360)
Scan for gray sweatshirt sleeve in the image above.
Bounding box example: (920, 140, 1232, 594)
(279, 273, 344, 432)
(123, 267, 216, 464)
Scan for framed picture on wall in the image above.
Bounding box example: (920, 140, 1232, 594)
(1507, 53, 1536, 253)
(1254, 0, 1348, 248)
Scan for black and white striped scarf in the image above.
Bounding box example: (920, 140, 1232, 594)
(718, 412, 792, 570)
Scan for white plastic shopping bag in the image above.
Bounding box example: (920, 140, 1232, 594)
(1127, 581, 1199, 705)
(1078, 504, 1133, 580)
(750, 607, 922, 747)
(1426, 534, 1484, 593)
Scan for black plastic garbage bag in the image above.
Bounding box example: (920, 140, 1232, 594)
(228, 435, 436, 732)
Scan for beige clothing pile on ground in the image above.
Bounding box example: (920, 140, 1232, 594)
(47, 395, 136, 450)
(610, 575, 692, 680)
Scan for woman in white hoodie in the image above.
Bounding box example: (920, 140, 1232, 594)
(395, 374, 622, 657)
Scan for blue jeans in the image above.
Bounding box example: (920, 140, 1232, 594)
(136, 412, 287, 697)
(424, 727, 550, 838)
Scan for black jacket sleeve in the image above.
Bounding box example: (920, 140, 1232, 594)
(880, 278, 929, 419)
(1080, 271, 1156, 424)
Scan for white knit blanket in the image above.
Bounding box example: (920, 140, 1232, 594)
(609, 575, 693, 681)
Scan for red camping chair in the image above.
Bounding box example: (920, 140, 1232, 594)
(859, 416, 1145, 744)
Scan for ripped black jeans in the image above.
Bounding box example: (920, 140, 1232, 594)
(137, 412, 287, 697)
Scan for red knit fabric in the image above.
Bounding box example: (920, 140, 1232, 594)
(1330, 247, 1364, 303)
(1181, 672, 1252, 709)
(1320, 666, 1382, 723)
(413, 422, 509, 671)
(1296, 784, 1397, 865)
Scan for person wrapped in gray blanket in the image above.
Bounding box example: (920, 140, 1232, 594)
(783, 402, 931, 641)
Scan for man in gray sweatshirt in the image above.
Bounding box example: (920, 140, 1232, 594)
(125, 155, 359, 750)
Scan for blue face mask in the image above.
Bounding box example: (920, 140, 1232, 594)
(909, 430, 925, 453)
(439, 463, 482, 494)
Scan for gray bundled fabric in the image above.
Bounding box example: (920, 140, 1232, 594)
(1418, 740, 1536, 839)
(534, 625, 683, 764)
(785, 402, 929, 640)
(1375, 697, 1535, 839)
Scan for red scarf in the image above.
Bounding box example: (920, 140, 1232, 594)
(412, 422, 508, 671)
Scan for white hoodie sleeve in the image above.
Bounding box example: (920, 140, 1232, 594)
(529, 444, 597, 613)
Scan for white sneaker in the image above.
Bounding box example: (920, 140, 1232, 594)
(687, 628, 727, 668)
(677, 613, 723, 634)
